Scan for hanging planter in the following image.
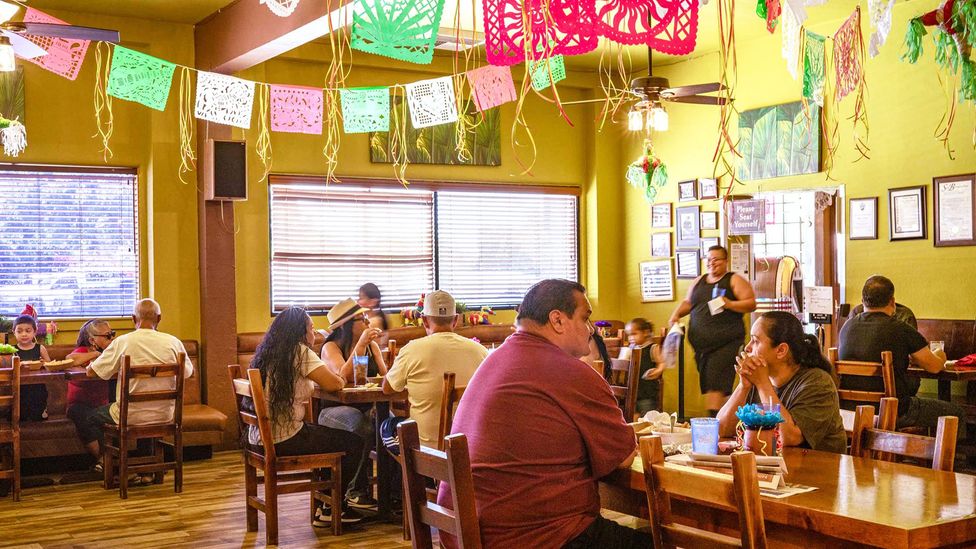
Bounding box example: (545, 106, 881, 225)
(627, 140, 668, 202)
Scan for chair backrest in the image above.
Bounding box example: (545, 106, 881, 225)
(230, 368, 278, 461)
(117, 353, 186, 430)
(0, 356, 20, 431)
(610, 350, 642, 421)
(437, 372, 466, 451)
(828, 348, 895, 404)
(398, 419, 481, 549)
(640, 436, 767, 549)
(851, 401, 958, 471)
(227, 364, 247, 437)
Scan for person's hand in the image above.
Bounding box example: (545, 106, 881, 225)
(357, 327, 382, 347)
(642, 368, 663, 381)
(735, 353, 770, 389)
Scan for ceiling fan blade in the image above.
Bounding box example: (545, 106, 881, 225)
(3, 29, 46, 59)
(22, 22, 120, 43)
(664, 82, 724, 98)
(667, 95, 729, 106)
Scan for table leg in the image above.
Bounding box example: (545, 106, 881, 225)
(375, 400, 392, 519)
(938, 380, 952, 402)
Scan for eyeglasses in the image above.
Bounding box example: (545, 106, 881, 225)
(93, 331, 116, 339)
(706, 257, 727, 264)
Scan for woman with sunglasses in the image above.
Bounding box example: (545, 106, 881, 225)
(66, 319, 116, 463)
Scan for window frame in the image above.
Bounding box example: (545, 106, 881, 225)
(268, 174, 580, 314)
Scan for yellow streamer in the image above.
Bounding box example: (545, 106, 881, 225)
(934, 69, 958, 160)
(255, 84, 273, 181)
(177, 67, 196, 185)
(322, 0, 352, 183)
(92, 41, 114, 162)
(388, 85, 410, 186)
(713, 0, 742, 197)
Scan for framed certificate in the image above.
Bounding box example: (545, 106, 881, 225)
(651, 232, 671, 257)
(678, 180, 698, 202)
(651, 203, 672, 228)
(848, 197, 878, 240)
(640, 260, 674, 302)
(676, 250, 700, 278)
(888, 185, 926, 241)
(700, 211, 718, 231)
(934, 174, 976, 247)
(698, 178, 719, 199)
(676, 205, 701, 249)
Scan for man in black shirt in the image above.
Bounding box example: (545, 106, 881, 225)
(839, 276, 963, 433)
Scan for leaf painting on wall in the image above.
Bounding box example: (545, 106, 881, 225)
(737, 101, 819, 181)
(369, 100, 501, 166)
(0, 67, 25, 123)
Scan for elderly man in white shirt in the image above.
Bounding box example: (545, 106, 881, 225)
(84, 298, 194, 464)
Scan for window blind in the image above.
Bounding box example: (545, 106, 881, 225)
(0, 168, 139, 318)
(436, 190, 578, 306)
(270, 183, 434, 312)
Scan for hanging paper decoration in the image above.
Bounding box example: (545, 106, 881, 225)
(177, 68, 196, 184)
(868, 0, 894, 58)
(195, 71, 256, 129)
(802, 32, 826, 107)
(260, 0, 301, 17)
(626, 140, 668, 202)
(0, 116, 26, 157)
(764, 0, 781, 33)
(781, 1, 802, 79)
(256, 85, 273, 180)
(484, 0, 597, 66)
(106, 46, 177, 111)
(351, 0, 447, 64)
(339, 87, 391, 133)
(529, 55, 567, 91)
(20, 9, 91, 80)
(833, 9, 864, 103)
(466, 65, 516, 111)
(269, 84, 323, 134)
(92, 42, 114, 161)
(575, 0, 698, 54)
(903, 0, 976, 103)
(405, 77, 458, 129)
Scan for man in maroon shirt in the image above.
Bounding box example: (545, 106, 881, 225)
(438, 279, 643, 548)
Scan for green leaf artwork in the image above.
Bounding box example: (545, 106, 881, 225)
(529, 55, 567, 91)
(802, 32, 825, 107)
(340, 87, 390, 133)
(737, 101, 820, 181)
(351, 0, 446, 64)
(107, 45, 176, 111)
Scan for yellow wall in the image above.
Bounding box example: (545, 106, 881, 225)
(10, 11, 200, 343)
(232, 49, 625, 333)
(621, 5, 976, 416)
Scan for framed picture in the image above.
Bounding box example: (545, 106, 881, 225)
(651, 203, 672, 228)
(640, 260, 675, 302)
(651, 232, 671, 257)
(700, 211, 718, 231)
(698, 178, 718, 199)
(933, 174, 976, 247)
(678, 180, 698, 202)
(676, 205, 701, 249)
(676, 250, 700, 278)
(848, 197, 878, 240)
(700, 236, 719, 257)
(888, 185, 927, 241)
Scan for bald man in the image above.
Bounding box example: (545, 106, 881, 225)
(84, 298, 194, 459)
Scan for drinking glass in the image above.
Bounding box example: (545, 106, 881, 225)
(930, 341, 945, 354)
(352, 355, 369, 386)
(690, 417, 720, 454)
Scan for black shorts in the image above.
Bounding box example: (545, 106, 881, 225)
(694, 338, 739, 395)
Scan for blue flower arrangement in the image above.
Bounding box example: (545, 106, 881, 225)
(735, 403, 784, 430)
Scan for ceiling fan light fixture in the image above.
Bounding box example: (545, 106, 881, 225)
(0, 2, 18, 25)
(627, 109, 643, 131)
(651, 106, 669, 132)
(0, 36, 15, 72)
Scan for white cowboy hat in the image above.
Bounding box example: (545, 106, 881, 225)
(327, 298, 368, 331)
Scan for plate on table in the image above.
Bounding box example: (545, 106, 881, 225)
(43, 359, 74, 371)
(21, 360, 42, 370)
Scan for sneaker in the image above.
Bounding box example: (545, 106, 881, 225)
(313, 505, 364, 527)
(91, 462, 104, 474)
(346, 494, 378, 510)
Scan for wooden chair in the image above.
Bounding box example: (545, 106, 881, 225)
(229, 366, 345, 543)
(101, 354, 186, 500)
(610, 352, 642, 421)
(851, 401, 958, 471)
(828, 348, 894, 433)
(639, 435, 767, 549)
(398, 419, 482, 549)
(0, 356, 20, 501)
(437, 372, 466, 452)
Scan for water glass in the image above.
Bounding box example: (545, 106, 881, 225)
(352, 355, 369, 386)
(930, 341, 945, 354)
(690, 417, 720, 454)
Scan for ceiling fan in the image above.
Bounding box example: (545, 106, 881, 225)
(0, 0, 120, 67)
(627, 48, 729, 132)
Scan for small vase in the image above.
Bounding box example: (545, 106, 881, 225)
(742, 427, 778, 456)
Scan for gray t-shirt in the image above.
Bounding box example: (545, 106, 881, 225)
(746, 367, 847, 454)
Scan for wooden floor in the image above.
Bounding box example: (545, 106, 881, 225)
(0, 451, 414, 548)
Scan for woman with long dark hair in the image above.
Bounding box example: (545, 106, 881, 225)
(717, 311, 846, 453)
(249, 307, 364, 525)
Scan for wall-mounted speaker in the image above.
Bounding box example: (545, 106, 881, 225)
(205, 139, 247, 201)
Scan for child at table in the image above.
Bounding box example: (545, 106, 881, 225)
(621, 318, 665, 415)
(14, 315, 51, 421)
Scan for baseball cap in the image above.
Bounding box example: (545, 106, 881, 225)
(422, 290, 455, 317)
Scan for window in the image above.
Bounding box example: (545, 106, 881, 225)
(0, 167, 139, 318)
(269, 178, 578, 312)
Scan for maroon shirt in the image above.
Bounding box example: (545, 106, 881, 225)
(438, 331, 636, 548)
(66, 345, 109, 408)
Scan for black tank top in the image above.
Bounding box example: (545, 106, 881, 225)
(688, 272, 745, 351)
(16, 344, 42, 362)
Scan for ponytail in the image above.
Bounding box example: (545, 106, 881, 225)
(796, 333, 832, 373)
(758, 311, 831, 373)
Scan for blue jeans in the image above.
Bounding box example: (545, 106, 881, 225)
(318, 405, 373, 499)
(897, 396, 966, 439)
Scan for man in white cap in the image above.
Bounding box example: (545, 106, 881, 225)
(382, 290, 488, 448)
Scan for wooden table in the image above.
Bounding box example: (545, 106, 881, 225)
(313, 385, 407, 520)
(18, 366, 70, 385)
(601, 447, 976, 548)
(908, 366, 976, 403)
